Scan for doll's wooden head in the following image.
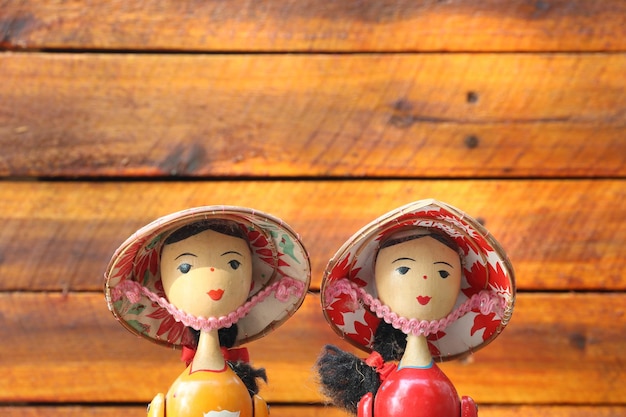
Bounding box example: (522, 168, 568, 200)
(374, 229, 462, 323)
(160, 220, 253, 319)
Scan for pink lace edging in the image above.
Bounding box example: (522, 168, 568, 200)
(111, 277, 306, 332)
(325, 278, 508, 337)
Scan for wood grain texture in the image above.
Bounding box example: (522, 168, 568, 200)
(1, 0, 625, 52)
(1, 405, 625, 417)
(1, 53, 625, 178)
(1, 292, 625, 404)
(1, 0, 624, 414)
(0, 180, 623, 292)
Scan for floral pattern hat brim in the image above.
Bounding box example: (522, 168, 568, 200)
(321, 199, 515, 361)
(104, 206, 311, 349)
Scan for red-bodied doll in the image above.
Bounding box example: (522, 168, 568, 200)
(316, 199, 515, 417)
(104, 206, 311, 417)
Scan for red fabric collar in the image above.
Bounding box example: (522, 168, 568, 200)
(222, 346, 250, 363)
(365, 351, 397, 382)
(181, 346, 250, 366)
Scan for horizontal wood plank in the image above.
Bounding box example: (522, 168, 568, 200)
(1, 1, 625, 52)
(2, 405, 626, 417)
(0, 292, 624, 404)
(0, 405, 624, 417)
(0, 180, 624, 291)
(1, 53, 625, 178)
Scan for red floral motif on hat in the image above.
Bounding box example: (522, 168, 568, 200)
(248, 229, 274, 264)
(326, 293, 357, 327)
(471, 312, 500, 340)
(147, 306, 185, 344)
(392, 209, 441, 228)
(142, 279, 185, 344)
(326, 292, 381, 348)
(328, 252, 365, 287)
(462, 262, 488, 299)
(454, 226, 490, 256)
(325, 251, 379, 348)
(247, 227, 293, 279)
(427, 331, 447, 356)
(110, 237, 147, 283)
(487, 257, 511, 290)
(462, 257, 510, 299)
(353, 314, 380, 348)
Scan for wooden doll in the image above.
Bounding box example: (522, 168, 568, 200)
(104, 206, 311, 417)
(316, 199, 515, 417)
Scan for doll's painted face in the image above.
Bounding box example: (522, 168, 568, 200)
(160, 229, 253, 318)
(375, 233, 462, 321)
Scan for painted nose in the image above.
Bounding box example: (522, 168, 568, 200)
(423, 275, 428, 280)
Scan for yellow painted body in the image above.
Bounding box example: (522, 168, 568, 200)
(148, 364, 268, 417)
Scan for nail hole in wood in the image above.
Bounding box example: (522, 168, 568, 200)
(465, 135, 479, 149)
(466, 91, 479, 104)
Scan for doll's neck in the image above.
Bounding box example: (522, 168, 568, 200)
(401, 334, 434, 368)
(191, 329, 225, 372)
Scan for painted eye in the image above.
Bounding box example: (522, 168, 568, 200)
(177, 263, 192, 274)
(396, 266, 410, 275)
(438, 270, 450, 279)
(228, 260, 241, 270)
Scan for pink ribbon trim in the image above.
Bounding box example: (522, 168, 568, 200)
(111, 276, 306, 332)
(325, 278, 508, 337)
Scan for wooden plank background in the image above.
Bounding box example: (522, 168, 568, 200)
(1, 1, 625, 416)
(1, 53, 625, 178)
(1, 0, 626, 52)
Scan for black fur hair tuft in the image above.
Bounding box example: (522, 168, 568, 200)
(229, 361, 268, 396)
(372, 321, 407, 362)
(315, 345, 381, 415)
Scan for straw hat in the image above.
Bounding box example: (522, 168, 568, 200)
(104, 206, 310, 348)
(321, 199, 515, 361)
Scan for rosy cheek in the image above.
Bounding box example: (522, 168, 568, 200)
(423, 275, 428, 280)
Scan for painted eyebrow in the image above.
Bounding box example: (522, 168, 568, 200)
(221, 251, 244, 257)
(175, 252, 197, 260)
(392, 257, 416, 263)
(435, 261, 454, 268)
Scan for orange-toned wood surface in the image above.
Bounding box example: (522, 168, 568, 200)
(1, 0, 625, 52)
(0, 405, 624, 417)
(2, 293, 625, 404)
(1, 0, 624, 416)
(0, 180, 624, 292)
(1, 53, 625, 178)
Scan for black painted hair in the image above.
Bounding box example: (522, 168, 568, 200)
(164, 219, 248, 245)
(378, 228, 459, 254)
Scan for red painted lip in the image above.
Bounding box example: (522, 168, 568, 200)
(208, 289, 224, 301)
(417, 296, 432, 305)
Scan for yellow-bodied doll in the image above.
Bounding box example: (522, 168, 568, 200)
(105, 206, 311, 417)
